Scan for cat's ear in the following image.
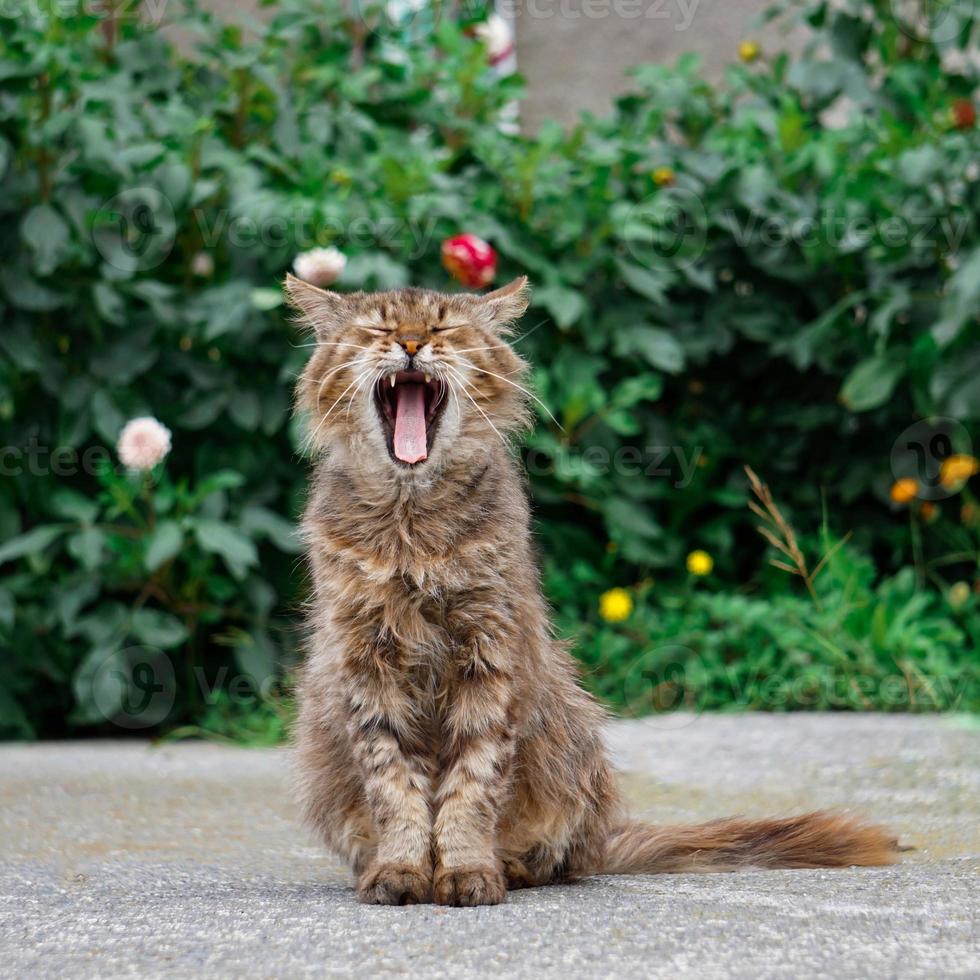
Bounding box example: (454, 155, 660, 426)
(283, 273, 356, 337)
(477, 275, 530, 332)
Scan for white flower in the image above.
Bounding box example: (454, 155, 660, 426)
(292, 247, 347, 287)
(117, 417, 172, 471)
(474, 14, 514, 66)
(386, 0, 426, 23)
(190, 251, 215, 278)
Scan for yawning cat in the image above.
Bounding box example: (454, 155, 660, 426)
(287, 273, 898, 906)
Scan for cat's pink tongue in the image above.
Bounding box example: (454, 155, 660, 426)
(393, 383, 427, 464)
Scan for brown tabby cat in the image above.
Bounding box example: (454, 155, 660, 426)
(286, 272, 898, 907)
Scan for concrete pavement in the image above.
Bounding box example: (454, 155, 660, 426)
(1, 714, 977, 978)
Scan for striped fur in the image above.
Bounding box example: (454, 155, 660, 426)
(287, 275, 899, 906)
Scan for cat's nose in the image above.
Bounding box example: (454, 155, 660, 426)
(398, 337, 425, 356)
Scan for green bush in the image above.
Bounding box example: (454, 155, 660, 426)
(1, 0, 978, 737)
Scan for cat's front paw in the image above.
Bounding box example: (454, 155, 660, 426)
(433, 866, 506, 907)
(357, 863, 431, 906)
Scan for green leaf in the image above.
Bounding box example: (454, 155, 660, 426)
(193, 518, 258, 579)
(0, 266, 65, 311)
(91, 389, 125, 444)
(233, 629, 278, 686)
(0, 525, 67, 566)
(130, 609, 189, 649)
(251, 287, 283, 311)
(0, 588, 14, 629)
(839, 353, 906, 412)
(193, 470, 247, 502)
(228, 390, 261, 431)
(241, 505, 302, 553)
(933, 247, 980, 348)
(50, 489, 99, 525)
(534, 283, 587, 329)
(603, 497, 662, 540)
(615, 259, 674, 305)
(145, 521, 183, 572)
(614, 325, 685, 374)
(610, 374, 664, 408)
(93, 281, 126, 325)
(67, 528, 105, 571)
(21, 204, 70, 275)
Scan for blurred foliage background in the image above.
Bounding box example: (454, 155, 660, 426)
(1, 0, 978, 740)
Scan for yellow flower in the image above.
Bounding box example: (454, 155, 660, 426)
(599, 588, 633, 622)
(686, 550, 713, 576)
(889, 478, 919, 505)
(948, 581, 970, 610)
(652, 166, 675, 187)
(738, 40, 760, 62)
(939, 454, 979, 489)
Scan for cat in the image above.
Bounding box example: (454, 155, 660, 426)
(286, 272, 898, 907)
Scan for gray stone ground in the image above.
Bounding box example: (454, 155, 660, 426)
(1, 714, 977, 979)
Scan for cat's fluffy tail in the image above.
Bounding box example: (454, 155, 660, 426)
(602, 811, 900, 874)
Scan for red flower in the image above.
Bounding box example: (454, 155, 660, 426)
(441, 234, 497, 288)
(952, 98, 976, 130)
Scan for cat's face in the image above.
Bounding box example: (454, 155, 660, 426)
(287, 275, 532, 473)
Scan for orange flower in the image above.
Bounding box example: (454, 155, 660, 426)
(919, 501, 938, 523)
(962, 502, 979, 527)
(939, 454, 979, 489)
(889, 478, 918, 505)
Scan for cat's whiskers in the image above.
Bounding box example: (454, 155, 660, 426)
(291, 341, 373, 352)
(307, 365, 374, 448)
(452, 317, 549, 355)
(312, 356, 367, 402)
(444, 365, 508, 449)
(347, 368, 382, 421)
(452, 355, 563, 431)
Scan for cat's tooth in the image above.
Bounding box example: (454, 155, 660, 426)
(389, 376, 396, 388)
(424, 374, 431, 384)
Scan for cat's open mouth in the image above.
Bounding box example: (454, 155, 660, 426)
(375, 371, 448, 466)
